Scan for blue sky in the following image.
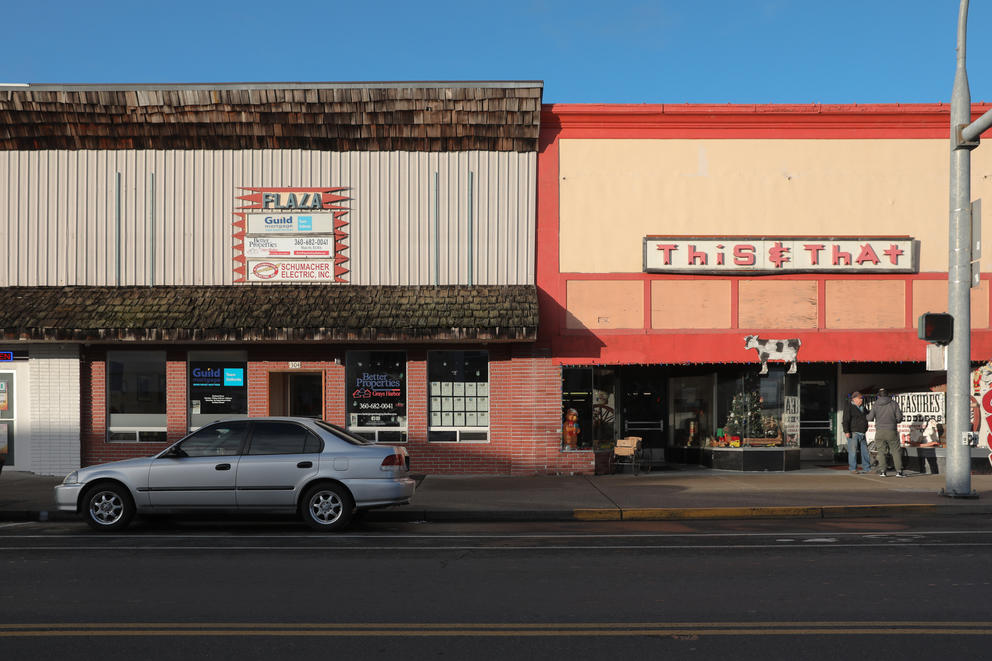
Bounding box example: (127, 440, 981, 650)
(4, 1, 992, 104)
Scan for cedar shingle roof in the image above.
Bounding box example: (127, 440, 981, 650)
(0, 285, 538, 342)
(0, 83, 543, 152)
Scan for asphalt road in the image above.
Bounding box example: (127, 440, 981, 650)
(2, 516, 992, 660)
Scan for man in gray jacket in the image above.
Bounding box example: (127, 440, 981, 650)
(867, 387, 905, 477)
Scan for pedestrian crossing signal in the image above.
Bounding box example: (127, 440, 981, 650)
(918, 313, 953, 345)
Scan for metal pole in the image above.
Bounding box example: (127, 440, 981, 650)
(150, 172, 155, 286)
(434, 172, 440, 286)
(115, 171, 121, 286)
(945, 0, 975, 497)
(467, 171, 474, 287)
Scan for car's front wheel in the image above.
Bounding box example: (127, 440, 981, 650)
(301, 483, 354, 532)
(82, 483, 135, 531)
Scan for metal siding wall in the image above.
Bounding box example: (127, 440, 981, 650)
(0, 150, 535, 286)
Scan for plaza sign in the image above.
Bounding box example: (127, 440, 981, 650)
(643, 237, 917, 274)
(235, 186, 351, 283)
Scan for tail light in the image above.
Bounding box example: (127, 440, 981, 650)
(380, 452, 408, 471)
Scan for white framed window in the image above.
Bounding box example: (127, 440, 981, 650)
(107, 350, 167, 443)
(428, 350, 489, 443)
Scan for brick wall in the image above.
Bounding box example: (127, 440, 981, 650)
(400, 347, 594, 475)
(79, 344, 593, 475)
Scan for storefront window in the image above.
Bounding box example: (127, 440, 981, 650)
(428, 351, 488, 442)
(714, 367, 799, 448)
(188, 351, 248, 430)
(107, 350, 167, 442)
(591, 367, 618, 448)
(347, 351, 407, 443)
(562, 367, 592, 450)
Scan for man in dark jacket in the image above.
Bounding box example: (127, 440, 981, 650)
(841, 391, 871, 473)
(867, 387, 905, 477)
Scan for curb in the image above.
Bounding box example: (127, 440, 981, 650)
(3, 503, 992, 525)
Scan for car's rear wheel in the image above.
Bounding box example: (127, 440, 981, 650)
(82, 483, 135, 531)
(301, 483, 354, 532)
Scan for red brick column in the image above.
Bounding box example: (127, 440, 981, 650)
(325, 360, 345, 425)
(80, 351, 106, 466)
(166, 351, 188, 442)
(248, 361, 270, 417)
(406, 356, 427, 444)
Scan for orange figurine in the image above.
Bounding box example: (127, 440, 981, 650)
(563, 408, 580, 450)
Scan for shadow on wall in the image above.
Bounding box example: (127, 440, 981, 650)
(536, 285, 607, 360)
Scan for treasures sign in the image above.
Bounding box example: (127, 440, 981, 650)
(643, 237, 917, 274)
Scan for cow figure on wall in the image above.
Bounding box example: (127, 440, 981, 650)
(744, 335, 801, 375)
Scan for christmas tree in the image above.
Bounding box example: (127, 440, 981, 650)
(724, 391, 763, 438)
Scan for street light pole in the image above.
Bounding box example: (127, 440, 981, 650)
(945, 0, 992, 497)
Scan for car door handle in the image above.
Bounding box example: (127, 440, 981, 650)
(215, 463, 231, 471)
(297, 461, 313, 469)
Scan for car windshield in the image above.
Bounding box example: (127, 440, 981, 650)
(313, 420, 375, 446)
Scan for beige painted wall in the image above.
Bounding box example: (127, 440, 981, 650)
(738, 280, 817, 329)
(913, 279, 990, 328)
(559, 139, 992, 274)
(565, 280, 643, 329)
(825, 280, 906, 329)
(651, 280, 730, 329)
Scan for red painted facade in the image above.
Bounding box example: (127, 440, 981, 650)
(536, 103, 992, 366)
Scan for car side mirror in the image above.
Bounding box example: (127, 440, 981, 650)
(163, 446, 187, 459)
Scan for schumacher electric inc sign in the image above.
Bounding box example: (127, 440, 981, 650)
(643, 237, 918, 274)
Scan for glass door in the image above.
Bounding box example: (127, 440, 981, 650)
(268, 372, 324, 418)
(799, 365, 837, 460)
(620, 367, 666, 448)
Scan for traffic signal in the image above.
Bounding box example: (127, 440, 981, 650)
(918, 313, 953, 345)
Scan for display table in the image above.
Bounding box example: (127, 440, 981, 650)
(701, 447, 801, 472)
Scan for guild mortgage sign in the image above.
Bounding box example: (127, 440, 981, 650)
(643, 237, 917, 274)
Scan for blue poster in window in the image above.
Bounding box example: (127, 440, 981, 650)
(223, 368, 244, 386)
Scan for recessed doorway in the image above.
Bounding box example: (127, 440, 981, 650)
(269, 372, 323, 418)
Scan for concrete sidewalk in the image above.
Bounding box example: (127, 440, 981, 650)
(3, 464, 992, 523)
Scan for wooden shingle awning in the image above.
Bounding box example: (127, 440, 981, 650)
(0, 82, 543, 152)
(0, 285, 538, 343)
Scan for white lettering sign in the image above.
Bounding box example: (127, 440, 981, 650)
(247, 213, 334, 234)
(644, 237, 917, 273)
(244, 236, 333, 258)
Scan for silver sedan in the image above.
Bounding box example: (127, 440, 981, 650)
(55, 417, 417, 531)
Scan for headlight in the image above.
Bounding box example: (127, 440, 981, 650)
(62, 471, 79, 485)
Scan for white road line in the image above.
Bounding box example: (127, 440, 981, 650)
(2, 542, 992, 551)
(2, 529, 991, 540)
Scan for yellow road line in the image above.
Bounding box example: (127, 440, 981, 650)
(621, 506, 822, 520)
(572, 509, 621, 520)
(1, 623, 990, 637)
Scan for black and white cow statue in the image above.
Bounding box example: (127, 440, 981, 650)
(744, 335, 801, 375)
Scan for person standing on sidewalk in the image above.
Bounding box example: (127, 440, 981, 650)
(842, 391, 871, 473)
(866, 387, 905, 477)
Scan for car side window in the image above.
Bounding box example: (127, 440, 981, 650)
(248, 422, 323, 455)
(177, 421, 248, 457)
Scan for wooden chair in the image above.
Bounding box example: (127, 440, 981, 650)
(613, 436, 643, 475)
